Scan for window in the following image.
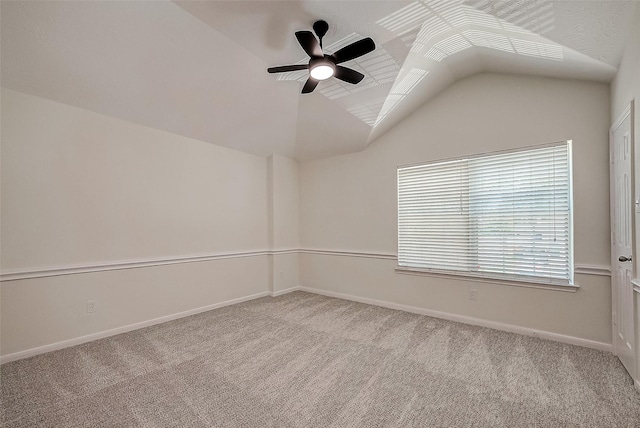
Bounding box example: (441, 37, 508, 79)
(397, 142, 573, 286)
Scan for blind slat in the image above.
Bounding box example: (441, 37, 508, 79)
(398, 142, 573, 284)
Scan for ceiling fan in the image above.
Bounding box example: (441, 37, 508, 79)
(267, 20, 376, 94)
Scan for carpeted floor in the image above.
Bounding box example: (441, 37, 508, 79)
(1, 291, 639, 427)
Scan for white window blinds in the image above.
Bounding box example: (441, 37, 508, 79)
(398, 142, 573, 285)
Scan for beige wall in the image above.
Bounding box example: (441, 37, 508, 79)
(1, 258, 268, 356)
(611, 5, 640, 384)
(268, 154, 299, 293)
(0, 89, 272, 357)
(1, 89, 270, 268)
(269, 155, 300, 251)
(299, 73, 612, 345)
(0, 70, 618, 357)
(611, 5, 640, 125)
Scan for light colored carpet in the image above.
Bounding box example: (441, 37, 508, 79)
(2, 291, 639, 427)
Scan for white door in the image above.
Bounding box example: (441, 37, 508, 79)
(610, 103, 635, 378)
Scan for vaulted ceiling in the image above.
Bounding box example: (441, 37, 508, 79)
(1, 1, 636, 160)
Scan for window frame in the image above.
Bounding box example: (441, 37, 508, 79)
(396, 141, 576, 290)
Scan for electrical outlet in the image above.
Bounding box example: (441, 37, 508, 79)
(87, 300, 96, 314)
(469, 289, 478, 301)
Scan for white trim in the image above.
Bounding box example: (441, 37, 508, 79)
(0, 291, 271, 365)
(270, 249, 301, 255)
(298, 249, 396, 260)
(395, 266, 579, 292)
(574, 265, 611, 277)
(298, 286, 612, 353)
(633, 279, 640, 294)
(0, 249, 299, 282)
(611, 103, 632, 133)
(397, 140, 570, 170)
(1, 249, 610, 282)
(300, 250, 609, 278)
(270, 286, 301, 297)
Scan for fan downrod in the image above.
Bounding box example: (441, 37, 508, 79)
(313, 20, 329, 47)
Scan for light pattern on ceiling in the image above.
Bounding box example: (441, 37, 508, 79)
(466, 0, 556, 35)
(347, 97, 387, 126)
(389, 1, 562, 63)
(350, 0, 563, 129)
(346, 67, 429, 126)
(268, 0, 598, 136)
(373, 68, 429, 127)
(272, 0, 565, 129)
(2, 0, 629, 161)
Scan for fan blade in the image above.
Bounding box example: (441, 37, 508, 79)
(295, 31, 323, 58)
(331, 37, 375, 64)
(301, 77, 319, 94)
(334, 66, 364, 84)
(267, 64, 309, 73)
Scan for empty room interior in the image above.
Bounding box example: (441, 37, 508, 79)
(2, 0, 640, 426)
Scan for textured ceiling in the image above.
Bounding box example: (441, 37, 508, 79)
(1, 1, 636, 160)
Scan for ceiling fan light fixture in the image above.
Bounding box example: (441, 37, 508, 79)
(309, 61, 335, 80)
(267, 21, 375, 93)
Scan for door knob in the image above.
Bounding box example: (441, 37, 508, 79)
(619, 255, 632, 262)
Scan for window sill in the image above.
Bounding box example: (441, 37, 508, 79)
(395, 266, 579, 292)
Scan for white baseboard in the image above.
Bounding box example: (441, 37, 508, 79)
(298, 286, 612, 353)
(1, 285, 612, 364)
(270, 286, 301, 297)
(0, 291, 271, 365)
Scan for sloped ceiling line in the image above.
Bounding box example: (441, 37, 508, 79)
(1, 0, 635, 161)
